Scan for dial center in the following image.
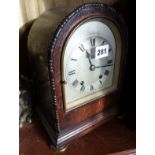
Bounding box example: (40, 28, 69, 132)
(90, 65, 96, 71)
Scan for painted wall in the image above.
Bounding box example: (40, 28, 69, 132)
(19, 0, 118, 28)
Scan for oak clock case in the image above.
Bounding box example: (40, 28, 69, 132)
(28, 3, 127, 150)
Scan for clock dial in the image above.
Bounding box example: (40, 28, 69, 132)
(62, 18, 120, 111)
(65, 36, 114, 93)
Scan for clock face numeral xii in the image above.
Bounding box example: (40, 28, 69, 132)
(90, 38, 95, 46)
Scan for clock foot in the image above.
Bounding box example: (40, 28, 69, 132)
(58, 145, 68, 152)
(49, 144, 68, 152)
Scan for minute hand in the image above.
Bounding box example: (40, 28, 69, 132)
(95, 64, 114, 68)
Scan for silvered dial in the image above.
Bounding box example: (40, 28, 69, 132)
(65, 36, 114, 93)
(62, 18, 118, 111)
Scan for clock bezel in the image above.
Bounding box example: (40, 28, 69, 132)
(61, 17, 122, 112)
(48, 3, 128, 130)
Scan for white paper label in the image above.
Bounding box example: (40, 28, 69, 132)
(95, 44, 109, 59)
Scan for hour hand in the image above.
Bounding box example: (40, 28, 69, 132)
(86, 50, 93, 66)
(95, 64, 113, 68)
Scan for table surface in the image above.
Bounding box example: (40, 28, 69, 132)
(19, 118, 136, 155)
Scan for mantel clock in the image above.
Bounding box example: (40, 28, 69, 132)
(28, 3, 127, 150)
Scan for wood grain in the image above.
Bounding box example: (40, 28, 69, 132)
(19, 118, 136, 155)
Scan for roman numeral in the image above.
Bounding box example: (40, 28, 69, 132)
(79, 44, 85, 52)
(90, 85, 94, 91)
(72, 79, 78, 87)
(102, 40, 105, 45)
(68, 70, 76, 75)
(107, 60, 112, 64)
(70, 58, 77, 61)
(99, 75, 103, 79)
(90, 38, 95, 46)
(80, 85, 85, 92)
(104, 70, 110, 76)
(99, 80, 102, 84)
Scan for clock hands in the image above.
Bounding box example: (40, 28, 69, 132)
(95, 64, 114, 68)
(79, 44, 94, 70)
(89, 64, 113, 71)
(85, 50, 96, 71)
(83, 46, 113, 71)
(86, 50, 93, 66)
(86, 51, 113, 70)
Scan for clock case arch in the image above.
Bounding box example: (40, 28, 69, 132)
(28, 3, 127, 150)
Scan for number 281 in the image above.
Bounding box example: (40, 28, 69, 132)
(97, 48, 107, 56)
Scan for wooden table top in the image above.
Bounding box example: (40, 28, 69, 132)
(19, 118, 136, 155)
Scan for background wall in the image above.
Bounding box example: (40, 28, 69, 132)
(19, 0, 118, 28)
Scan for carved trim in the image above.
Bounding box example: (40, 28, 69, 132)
(48, 57, 60, 132)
